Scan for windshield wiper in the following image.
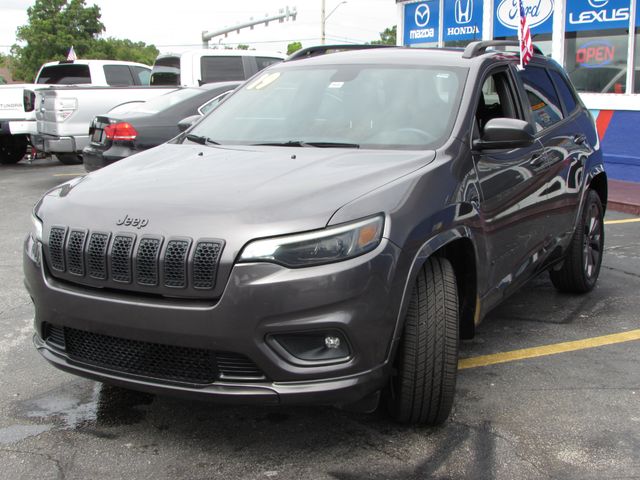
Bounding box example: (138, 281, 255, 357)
(252, 140, 360, 148)
(185, 134, 219, 145)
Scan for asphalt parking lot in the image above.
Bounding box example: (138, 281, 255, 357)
(1, 158, 639, 480)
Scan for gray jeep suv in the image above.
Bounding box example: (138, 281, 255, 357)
(24, 42, 607, 426)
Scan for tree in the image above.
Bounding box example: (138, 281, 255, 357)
(371, 25, 397, 46)
(87, 38, 158, 66)
(237, 44, 250, 50)
(287, 41, 303, 55)
(11, 0, 105, 81)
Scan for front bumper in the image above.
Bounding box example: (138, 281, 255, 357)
(24, 239, 405, 405)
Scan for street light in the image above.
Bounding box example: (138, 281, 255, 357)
(321, 0, 347, 45)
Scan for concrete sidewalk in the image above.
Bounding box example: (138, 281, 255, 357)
(609, 179, 640, 216)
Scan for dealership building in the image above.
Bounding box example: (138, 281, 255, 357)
(395, 0, 640, 181)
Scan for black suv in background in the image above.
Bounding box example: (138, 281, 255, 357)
(25, 42, 606, 426)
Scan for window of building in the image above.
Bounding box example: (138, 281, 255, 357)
(518, 67, 564, 131)
(564, 29, 629, 93)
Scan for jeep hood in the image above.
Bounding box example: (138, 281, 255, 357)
(38, 143, 434, 250)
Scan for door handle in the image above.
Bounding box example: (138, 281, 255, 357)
(529, 153, 546, 168)
(574, 134, 587, 145)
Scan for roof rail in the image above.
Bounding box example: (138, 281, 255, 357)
(286, 44, 394, 62)
(462, 40, 543, 59)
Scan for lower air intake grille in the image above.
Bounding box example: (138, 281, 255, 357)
(58, 326, 265, 384)
(44, 323, 65, 349)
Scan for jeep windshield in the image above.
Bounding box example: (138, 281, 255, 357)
(185, 64, 467, 150)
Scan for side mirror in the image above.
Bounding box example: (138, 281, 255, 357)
(178, 114, 202, 132)
(473, 118, 535, 150)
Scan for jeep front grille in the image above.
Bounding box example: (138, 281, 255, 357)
(42, 323, 266, 384)
(44, 226, 224, 298)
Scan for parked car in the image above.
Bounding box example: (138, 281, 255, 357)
(83, 81, 241, 172)
(32, 84, 175, 164)
(0, 60, 151, 164)
(25, 42, 606, 426)
(150, 49, 284, 87)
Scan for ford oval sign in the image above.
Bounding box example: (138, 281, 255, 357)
(496, 0, 554, 30)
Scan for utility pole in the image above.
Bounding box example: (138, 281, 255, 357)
(202, 6, 297, 48)
(321, 0, 347, 45)
(321, 0, 326, 45)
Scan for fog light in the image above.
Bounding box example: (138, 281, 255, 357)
(324, 336, 341, 349)
(268, 331, 351, 365)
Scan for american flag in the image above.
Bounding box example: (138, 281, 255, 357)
(518, 0, 533, 69)
(67, 46, 77, 61)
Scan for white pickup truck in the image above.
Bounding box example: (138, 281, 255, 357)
(0, 59, 151, 164)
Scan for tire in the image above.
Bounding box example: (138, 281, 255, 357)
(550, 189, 604, 293)
(387, 257, 459, 426)
(56, 153, 83, 165)
(0, 135, 28, 164)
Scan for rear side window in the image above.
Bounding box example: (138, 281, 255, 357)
(549, 69, 578, 114)
(150, 56, 180, 86)
(201, 56, 245, 84)
(36, 64, 91, 84)
(518, 67, 564, 131)
(104, 65, 135, 86)
(132, 66, 151, 85)
(256, 57, 282, 72)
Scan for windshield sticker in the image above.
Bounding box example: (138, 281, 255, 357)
(247, 72, 281, 90)
(328, 81, 344, 89)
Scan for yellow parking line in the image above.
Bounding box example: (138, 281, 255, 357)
(604, 218, 640, 225)
(459, 329, 640, 370)
(52, 173, 84, 177)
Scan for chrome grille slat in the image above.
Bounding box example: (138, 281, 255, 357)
(66, 230, 87, 276)
(135, 237, 161, 286)
(87, 232, 110, 280)
(48, 226, 67, 271)
(193, 240, 223, 289)
(111, 235, 135, 283)
(164, 239, 190, 288)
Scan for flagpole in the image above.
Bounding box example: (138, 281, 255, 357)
(517, 1, 524, 70)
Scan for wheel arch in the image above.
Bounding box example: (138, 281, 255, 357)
(588, 169, 608, 214)
(389, 227, 479, 363)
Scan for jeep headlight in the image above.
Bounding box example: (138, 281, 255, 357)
(239, 215, 384, 268)
(26, 212, 43, 264)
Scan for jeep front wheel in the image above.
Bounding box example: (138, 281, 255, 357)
(387, 257, 459, 426)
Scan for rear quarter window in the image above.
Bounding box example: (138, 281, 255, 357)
(36, 64, 91, 84)
(518, 66, 564, 131)
(201, 56, 245, 84)
(549, 69, 579, 114)
(104, 65, 135, 86)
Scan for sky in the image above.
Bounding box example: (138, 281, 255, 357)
(0, 0, 399, 56)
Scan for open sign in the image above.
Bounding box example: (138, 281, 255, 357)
(576, 40, 615, 67)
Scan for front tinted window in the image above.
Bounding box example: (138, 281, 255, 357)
(104, 65, 135, 86)
(188, 65, 466, 150)
(150, 56, 180, 86)
(518, 67, 564, 131)
(201, 56, 245, 83)
(36, 64, 91, 84)
(549, 69, 578, 114)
